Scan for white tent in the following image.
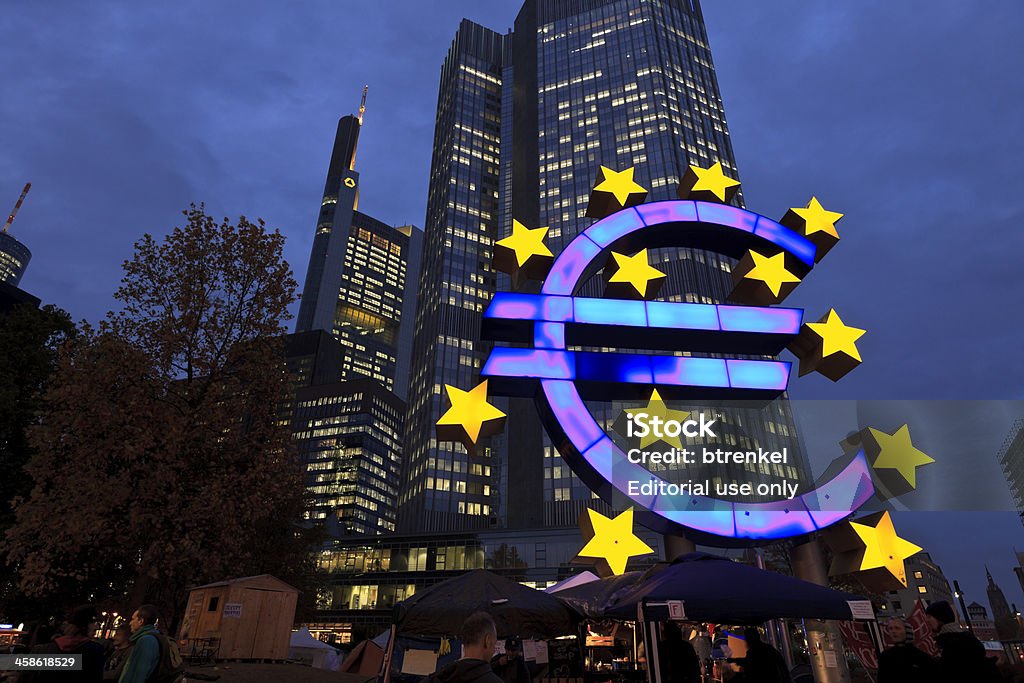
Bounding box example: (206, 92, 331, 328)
(545, 570, 600, 594)
(289, 627, 340, 670)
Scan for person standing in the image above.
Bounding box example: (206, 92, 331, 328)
(103, 625, 133, 681)
(427, 612, 503, 683)
(877, 618, 935, 683)
(23, 605, 106, 682)
(490, 639, 531, 683)
(117, 606, 161, 683)
(924, 600, 1001, 683)
(658, 622, 701, 683)
(730, 628, 791, 683)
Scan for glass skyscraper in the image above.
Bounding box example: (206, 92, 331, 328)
(0, 232, 31, 287)
(400, 0, 807, 535)
(295, 114, 423, 399)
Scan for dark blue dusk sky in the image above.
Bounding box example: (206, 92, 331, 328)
(3, 2, 1023, 612)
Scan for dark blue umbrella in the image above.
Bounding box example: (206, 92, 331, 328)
(603, 552, 867, 624)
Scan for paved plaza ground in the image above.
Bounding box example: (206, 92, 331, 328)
(184, 663, 373, 683)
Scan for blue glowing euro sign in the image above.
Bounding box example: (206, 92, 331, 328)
(481, 200, 873, 542)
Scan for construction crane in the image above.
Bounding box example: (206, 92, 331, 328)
(3, 182, 31, 235)
(357, 85, 368, 126)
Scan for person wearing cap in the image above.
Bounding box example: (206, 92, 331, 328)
(877, 618, 935, 683)
(23, 605, 105, 682)
(924, 600, 1001, 682)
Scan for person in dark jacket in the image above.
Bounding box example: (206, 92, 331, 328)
(925, 600, 1002, 683)
(429, 612, 503, 683)
(24, 605, 106, 682)
(877, 618, 936, 683)
(730, 627, 791, 683)
(657, 622, 701, 683)
(490, 639, 531, 683)
(102, 625, 133, 681)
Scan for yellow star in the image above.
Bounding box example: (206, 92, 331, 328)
(738, 250, 802, 300)
(677, 162, 741, 203)
(791, 197, 843, 238)
(623, 389, 691, 449)
(594, 166, 647, 205)
(789, 308, 866, 381)
(435, 380, 506, 449)
(606, 249, 666, 299)
(578, 508, 655, 576)
(586, 166, 648, 218)
(782, 197, 844, 262)
(807, 309, 865, 361)
(849, 511, 922, 587)
(869, 425, 934, 489)
(493, 220, 553, 280)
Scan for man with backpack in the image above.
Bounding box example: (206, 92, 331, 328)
(118, 605, 182, 683)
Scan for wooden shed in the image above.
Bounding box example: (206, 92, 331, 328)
(179, 574, 298, 661)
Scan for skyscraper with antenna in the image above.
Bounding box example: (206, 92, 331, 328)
(294, 88, 423, 398)
(1, 182, 33, 286)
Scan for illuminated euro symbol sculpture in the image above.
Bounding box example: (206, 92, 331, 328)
(464, 165, 874, 543)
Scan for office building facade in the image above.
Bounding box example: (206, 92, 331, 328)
(0, 233, 31, 287)
(399, 0, 806, 535)
(1000, 419, 1024, 526)
(295, 114, 423, 399)
(291, 378, 404, 536)
(879, 551, 957, 620)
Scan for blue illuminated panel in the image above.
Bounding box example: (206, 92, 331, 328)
(733, 499, 816, 540)
(485, 292, 573, 323)
(754, 215, 816, 266)
(718, 305, 802, 335)
(482, 348, 574, 380)
(534, 322, 566, 350)
(542, 234, 603, 296)
(583, 207, 646, 248)
(574, 297, 647, 327)
(649, 356, 730, 388)
(542, 380, 604, 452)
(646, 301, 719, 331)
(634, 200, 699, 227)
(484, 349, 789, 393)
(695, 202, 757, 233)
(486, 293, 798, 337)
(726, 359, 791, 391)
(576, 352, 655, 385)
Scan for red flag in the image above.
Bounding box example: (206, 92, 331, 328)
(907, 600, 940, 657)
(838, 621, 879, 670)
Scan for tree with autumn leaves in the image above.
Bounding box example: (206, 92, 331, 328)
(2, 204, 317, 623)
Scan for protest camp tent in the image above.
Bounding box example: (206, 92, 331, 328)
(552, 572, 644, 619)
(288, 627, 339, 670)
(339, 638, 385, 676)
(603, 552, 869, 623)
(544, 571, 600, 594)
(394, 569, 579, 638)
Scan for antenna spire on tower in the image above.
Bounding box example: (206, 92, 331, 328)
(3, 182, 31, 235)
(358, 85, 368, 126)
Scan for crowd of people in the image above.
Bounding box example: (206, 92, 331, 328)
(2, 598, 1013, 682)
(0, 604, 179, 683)
(876, 600, 1004, 682)
(420, 601, 1013, 683)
